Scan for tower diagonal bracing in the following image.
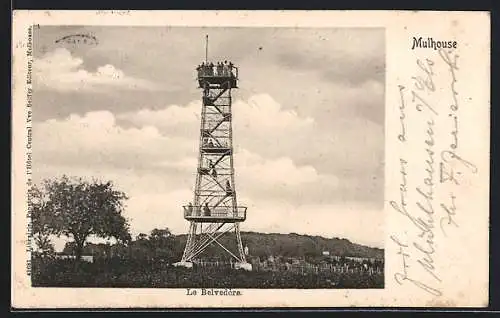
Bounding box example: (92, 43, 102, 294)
(174, 60, 251, 271)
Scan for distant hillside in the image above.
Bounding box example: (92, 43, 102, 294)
(241, 231, 383, 259)
(65, 230, 383, 261)
(175, 231, 384, 260)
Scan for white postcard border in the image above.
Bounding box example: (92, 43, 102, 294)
(11, 10, 490, 308)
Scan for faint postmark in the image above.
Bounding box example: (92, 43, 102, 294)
(55, 34, 99, 46)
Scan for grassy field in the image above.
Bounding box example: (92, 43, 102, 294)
(31, 257, 384, 289)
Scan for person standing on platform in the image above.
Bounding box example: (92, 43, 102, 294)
(186, 202, 193, 216)
(223, 60, 229, 76)
(196, 64, 202, 78)
(204, 62, 210, 76)
(209, 62, 215, 76)
(200, 62, 206, 76)
(217, 62, 223, 76)
(204, 202, 211, 216)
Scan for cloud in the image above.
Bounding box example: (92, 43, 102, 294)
(34, 87, 383, 205)
(34, 160, 382, 249)
(34, 110, 196, 170)
(47, 192, 383, 251)
(34, 48, 163, 92)
(234, 94, 314, 131)
(33, 107, 323, 192)
(130, 100, 202, 126)
(118, 100, 202, 140)
(155, 157, 199, 170)
(115, 93, 382, 203)
(33, 105, 375, 247)
(32, 162, 194, 240)
(237, 149, 318, 185)
(33, 27, 385, 128)
(272, 28, 385, 86)
(34, 108, 333, 198)
(235, 148, 339, 189)
(118, 93, 314, 137)
(125, 190, 194, 236)
(31, 27, 385, 248)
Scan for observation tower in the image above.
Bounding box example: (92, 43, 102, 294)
(174, 36, 252, 271)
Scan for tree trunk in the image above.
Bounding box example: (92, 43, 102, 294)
(73, 238, 85, 270)
(71, 232, 86, 263)
(75, 243, 83, 261)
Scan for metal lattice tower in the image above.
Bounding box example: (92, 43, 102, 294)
(174, 37, 251, 271)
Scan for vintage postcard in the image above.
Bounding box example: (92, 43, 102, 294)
(11, 10, 490, 308)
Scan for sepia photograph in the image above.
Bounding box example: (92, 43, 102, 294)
(29, 26, 385, 289)
(12, 10, 489, 308)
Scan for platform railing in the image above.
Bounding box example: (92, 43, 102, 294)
(196, 66, 238, 80)
(201, 143, 230, 149)
(183, 205, 247, 220)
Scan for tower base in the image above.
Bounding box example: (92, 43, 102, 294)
(173, 261, 193, 269)
(234, 262, 253, 271)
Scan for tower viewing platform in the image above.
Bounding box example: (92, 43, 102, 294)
(196, 61, 239, 88)
(183, 205, 247, 223)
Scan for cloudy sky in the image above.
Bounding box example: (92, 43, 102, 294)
(32, 26, 385, 248)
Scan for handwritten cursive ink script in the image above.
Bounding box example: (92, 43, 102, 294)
(440, 193, 457, 236)
(398, 85, 407, 142)
(392, 42, 481, 298)
(391, 56, 445, 297)
(439, 49, 459, 148)
(391, 235, 442, 296)
(438, 50, 478, 187)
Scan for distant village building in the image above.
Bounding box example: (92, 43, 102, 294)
(345, 256, 376, 263)
(81, 255, 94, 263)
(54, 254, 94, 263)
(322, 251, 330, 256)
(324, 255, 341, 261)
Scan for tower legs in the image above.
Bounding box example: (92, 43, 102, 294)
(235, 223, 246, 262)
(175, 221, 252, 271)
(234, 223, 252, 271)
